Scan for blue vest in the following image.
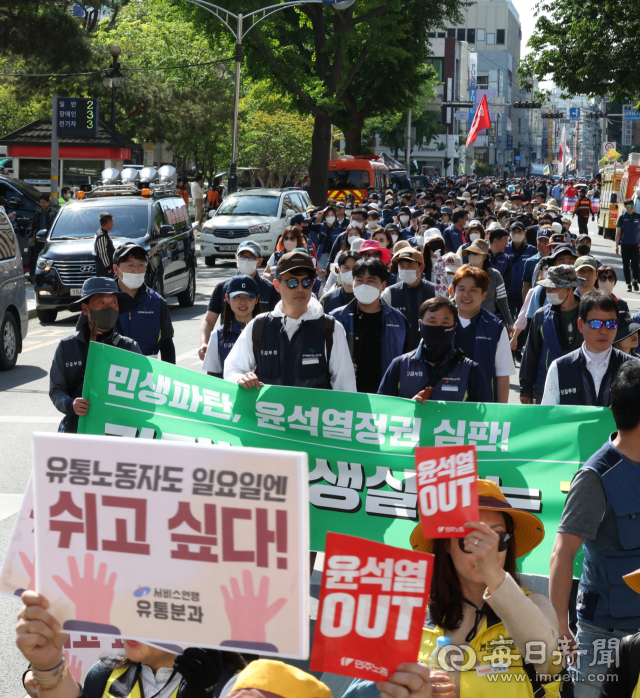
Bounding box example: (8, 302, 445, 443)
(215, 319, 244, 371)
(619, 211, 640, 246)
(490, 251, 510, 280)
(453, 308, 503, 402)
(331, 298, 406, 377)
(505, 243, 537, 295)
(397, 344, 472, 400)
(536, 305, 565, 384)
(578, 439, 640, 629)
(255, 313, 331, 389)
(116, 285, 163, 356)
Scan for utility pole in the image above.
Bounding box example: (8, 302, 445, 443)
(405, 109, 412, 175)
(50, 94, 59, 197)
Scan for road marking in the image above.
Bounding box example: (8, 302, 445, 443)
(21, 339, 64, 353)
(176, 347, 200, 362)
(0, 494, 24, 522)
(0, 416, 61, 423)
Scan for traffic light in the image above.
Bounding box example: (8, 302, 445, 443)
(585, 111, 606, 118)
(444, 157, 451, 170)
(542, 112, 564, 119)
(511, 101, 542, 109)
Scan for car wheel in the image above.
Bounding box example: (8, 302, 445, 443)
(36, 309, 57, 324)
(204, 255, 216, 267)
(177, 267, 196, 307)
(153, 273, 164, 298)
(0, 311, 19, 370)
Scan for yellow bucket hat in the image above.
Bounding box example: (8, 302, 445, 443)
(410, 478, 545, 559)
(228, 659, 332, 698)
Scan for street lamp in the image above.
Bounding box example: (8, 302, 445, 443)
(182, 0, 355, 192)
(103, 44, 126, 128)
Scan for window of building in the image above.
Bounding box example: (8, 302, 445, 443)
(447, 28, 455, 38)
(467, 28, 475, 44)
(497, 29, 505, 44)
(428, 32, 436, 38)
(62, 159, 104, 188)
(457, 28, 466, 41)
(477, 75, 489, 88)
(486, 33, 495, 45)
(426, 58, 444, 82)
(437, 32, 446, 38)
(477, 29, 485, 41)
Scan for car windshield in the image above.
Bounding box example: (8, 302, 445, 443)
(50, 203, 149, 239)
(328, 170, 369, 189)
(216, 195, 279, 217)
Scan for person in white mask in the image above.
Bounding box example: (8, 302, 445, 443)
(319, 250, 360, 313)
(331, 258, 408, 394)
(504, 220, 538, 325)
(112, 242, 176, 363)
(456, 220, 485, 257)
(326, 208, 367, 274)
(199, 240, 279, 360)
(595, 265, 630, 315)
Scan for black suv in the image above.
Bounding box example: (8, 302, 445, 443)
(34, 185, 196, 323)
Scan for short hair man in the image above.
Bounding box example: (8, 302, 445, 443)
(29, 192, 56, 280)
(615, 198, 640, 292)
(93, 212, 115, 278)
(319, 251, 360, 313)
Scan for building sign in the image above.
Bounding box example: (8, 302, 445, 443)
(473, 146, 490, 164)
(623, 106, 640, 121)
(623, 121, 633, 147)
(469, 52, 478, 91)
(57, 98, 99, 138)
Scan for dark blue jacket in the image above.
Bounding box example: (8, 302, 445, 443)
(320, 285, 354, 314)
(211, 318, 244, 377)
(116, 285, 165, 356)
(504, 242, 537, 295)
(489, 250, 512, 290)
(382, 278, 436, 350)
(443, 224, 466, 253)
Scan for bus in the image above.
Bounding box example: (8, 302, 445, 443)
(328, 155, 389, 204)
(599, 161, 640, 240)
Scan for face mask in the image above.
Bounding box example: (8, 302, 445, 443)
(353, 283, 380, 305)
(467, 254, 484, 267)
(469, 232, 481, 241)
(541, 269, 549, 279)
(119, 271, 145, 289)
(345, 210, 352, 218)
(398, 269, 418, 284)
(283, 238, 297, 251)
(599, 280, 614, 294)
(511, 233, 524, 244)
(416, 235, 425, 247)
(428, 241, 445, 253)
(347, 235, 359, 245)
(547, 291, 566, 306)
(367, 221, 378, 230)
(341, 270, 354, 286)
(419, 323, 455, 362)
(325, 216, 336, 225)
(577, 245, 591, 256)
(237, 259, 258, 275)
(352, 219, 364, 229)
(400, 215, 410, 225)
(89, 306, 119, 331)
(392, 234, 399, 243)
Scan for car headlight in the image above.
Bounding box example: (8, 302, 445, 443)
(249, 223, 270, 234)
(37, 258, 52, 271)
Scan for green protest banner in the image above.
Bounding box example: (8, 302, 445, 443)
(79, 343, 615, 577)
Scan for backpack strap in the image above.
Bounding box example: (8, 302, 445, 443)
(323, 315, 335, 368)
(252, 313, 269, 362)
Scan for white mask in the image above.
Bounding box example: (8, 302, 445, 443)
(325, 216, 336, 225)
(353, 283, 380, 305)
(283, 239, 297, 251)
(599, 280, 614, 294)
(345, 210, 352, 217)
(352, 219, 364, 228)
(398, 269, 418, 284)
(367, 221, 378, 230)
(237, 259, 257, 275)
(347, 235, 359, 245)
(416, 235, 425, 247)
(547, 291, 566, 306)
(392, 234, 399, 243)
(512, 233, 525, 244)
(341, 270, 354, 286)
(469, 232, 481, 241)
(120, 271, 145, 289)
(467, 254, 484, 268)
(542, 269, 549, 279)
(400, 215, 410, 225)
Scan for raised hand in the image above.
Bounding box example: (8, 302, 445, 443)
(16, 591, 68, 672)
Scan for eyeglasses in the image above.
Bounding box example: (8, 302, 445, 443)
(458, 531, 511, 554)
(598, 274, 615, 282)
(362, 252, 382, 259)
(587, 319, 618, 330)
(285, 277, 314, 290)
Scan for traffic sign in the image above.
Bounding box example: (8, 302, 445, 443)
(569, 107, 581, 121)
(623, 106, 640, 121)
(604, 142, 616, 152)
(57, 97, 99, 138)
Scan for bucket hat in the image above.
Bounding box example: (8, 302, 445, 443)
(538, 264, 586, 289)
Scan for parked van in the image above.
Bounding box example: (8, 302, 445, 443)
(0, 209, 28, 369)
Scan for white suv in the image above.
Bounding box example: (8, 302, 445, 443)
(200, 188, 312, 266)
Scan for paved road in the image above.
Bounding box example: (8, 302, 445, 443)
(0, 218, 634, 696)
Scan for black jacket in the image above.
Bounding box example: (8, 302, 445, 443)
(49, 323, 141, 433)
(381, 278, 436, 350)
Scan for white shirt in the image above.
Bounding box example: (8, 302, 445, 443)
(191, 181, 205, 200)
(542, 345, 612, 405)
(140, 665, 181, 698)
(223, 296, 357, 391)
(457, 317, 516, 376)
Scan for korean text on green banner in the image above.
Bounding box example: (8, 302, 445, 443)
(33, 433, 309, 658)
(78, 343, 615, 577)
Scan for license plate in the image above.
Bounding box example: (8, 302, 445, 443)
(217, 245, 238, 252)
(70, 288, 82, 296)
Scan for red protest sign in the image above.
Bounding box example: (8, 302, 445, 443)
(310, 532, 433, 682)
(415, 445, 478, 539)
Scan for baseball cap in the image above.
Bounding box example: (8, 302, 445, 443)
(114, 241, 147, 263)
(537, 228, 552, 239)
(574, 256, 598, 272)
(275, 250, 316, 277)
(290, 213, 310, 226)
(236, 240, 262, 257)
(550, 233, 566, 245)
(551, 222, 564, 235)
(227, 274, 259, 298)
(576, 234, 592, 244)
(391, 247, 424, 266)
(440, 206, 453, 215)
(549, 243, 578, 260)
(510, 221, 525, 231)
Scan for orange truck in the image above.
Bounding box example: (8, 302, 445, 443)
(328, 155, 389, 203)
(599, 158, 640, 240)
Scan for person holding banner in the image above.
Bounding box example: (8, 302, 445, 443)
(224, 250, 356, 391)
(49, 278, 141, 433)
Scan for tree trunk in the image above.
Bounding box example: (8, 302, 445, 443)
(309, 112, 332, 206)
(343, 127, 362, 156)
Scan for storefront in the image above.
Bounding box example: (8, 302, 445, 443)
(0, 119, 138, 192)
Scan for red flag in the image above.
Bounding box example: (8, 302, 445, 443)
(466, 94, 491, 148)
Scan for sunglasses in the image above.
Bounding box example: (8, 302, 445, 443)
(587, 319, 618, 330)
(598, 274, 615, 282)
(458, 531, 511, 554)
(362, 252, 382, 259)
(285, 277, 314, 290)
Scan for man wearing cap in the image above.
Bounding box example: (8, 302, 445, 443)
(111, 242, 175, 363)
(93, 212, 116, 278)
(616, 199, 640, 292)
(382, 248, 435, 350)
(525, 243, 579, 320)
(488, 227, 513, 291)
(575, 234, 602, 268)
(199, 240, 279, 361)
(520, 265, 584, 404)
(542, 291, 637, 407)
(443, 208, 468, 253)
(574, 255, 598, 299)
(319, 250, 359, 313)
(224, 250, 356, 391)
(49, 278, 141, 433)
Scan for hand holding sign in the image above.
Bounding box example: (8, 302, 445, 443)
(16, 591, 69, 672)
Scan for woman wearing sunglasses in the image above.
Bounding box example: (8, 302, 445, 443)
(595, 265, 630, 314)
(344, 479, 561, 698)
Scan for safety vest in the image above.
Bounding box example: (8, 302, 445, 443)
(100, 665, 179, 698)
(419, 589, 562, 698)
(255, 313, 333, 389)
(505, 243, 537, 295)
(331, 297, 406, 377)
(579, 439, 640, 629)
(397, 344, 473, 400)
(535, 305, 565, 385)
(453, 308, 502, 401)
(117, 284, 164, 356)
(215, 318, 244, 370)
